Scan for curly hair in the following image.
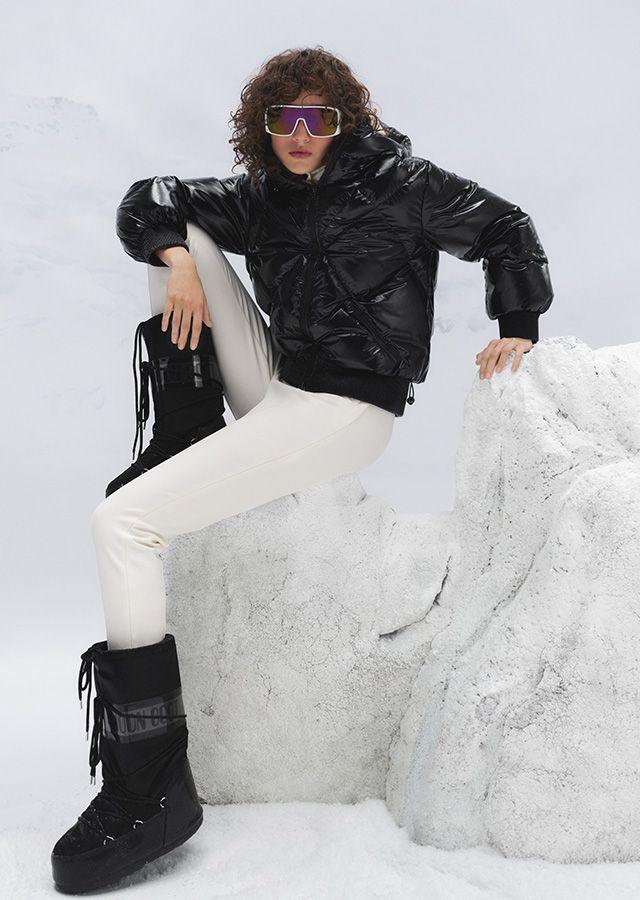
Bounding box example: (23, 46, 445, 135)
(228, 47, 383, 184)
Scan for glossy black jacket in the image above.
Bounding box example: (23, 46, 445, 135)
(116, 120, 553, 401)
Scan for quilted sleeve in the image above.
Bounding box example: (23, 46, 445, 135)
(419, 159, 553, 343)
(116, 173, 251, 266)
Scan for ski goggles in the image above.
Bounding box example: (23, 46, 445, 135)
(264, 104, 342, 138)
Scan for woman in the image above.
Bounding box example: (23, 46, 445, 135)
(50, 46, 553, 893)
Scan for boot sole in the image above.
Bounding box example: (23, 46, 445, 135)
(52, 807, 203, 894)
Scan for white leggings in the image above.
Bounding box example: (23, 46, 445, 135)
(91, 221, 395, 650)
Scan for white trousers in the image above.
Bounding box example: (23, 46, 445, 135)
(91, 222, 395, 650)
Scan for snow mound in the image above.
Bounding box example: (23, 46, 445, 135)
(165, 473, 453, 804)
(164, 336, 640, 863)
(387, 336, 640, 863)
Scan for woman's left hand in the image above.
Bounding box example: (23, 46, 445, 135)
(475, 337, 533, 380)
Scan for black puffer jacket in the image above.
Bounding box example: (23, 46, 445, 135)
(116, 120, 553, 416)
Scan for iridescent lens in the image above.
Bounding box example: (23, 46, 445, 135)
(266, 105, 339, 137)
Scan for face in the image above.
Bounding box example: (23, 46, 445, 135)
(268, 90, 337, 176)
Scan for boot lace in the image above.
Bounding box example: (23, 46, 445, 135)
(132, 319, 153, 462)
(77, 644, 189, 844)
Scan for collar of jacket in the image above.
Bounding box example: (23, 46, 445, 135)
(263, 120, 413, 190)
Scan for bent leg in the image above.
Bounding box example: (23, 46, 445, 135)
(92, 379, 394, 650)
(147, 220, 280, 419)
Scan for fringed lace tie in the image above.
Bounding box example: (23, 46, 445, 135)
(132, 320, 151, 461)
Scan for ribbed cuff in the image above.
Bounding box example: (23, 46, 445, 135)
(497, 310, 540, 344)
(141, 229, 189, 267)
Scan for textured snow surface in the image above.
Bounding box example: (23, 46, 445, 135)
(163, 337, 640, 866)
(6, 792, 640, 899)
(165, 476, 454, 805)
(386, 337, 640, 862)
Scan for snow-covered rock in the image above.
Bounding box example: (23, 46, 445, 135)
(164, 474, 454, 803)
(387, 336, 640, 864)
(164, 336, 640, 863)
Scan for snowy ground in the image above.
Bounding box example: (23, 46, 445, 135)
(7, 796, 640, 899)
(3, 639, 640, 899)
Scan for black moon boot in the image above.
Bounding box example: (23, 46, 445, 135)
(106, 312, 227, 497)
(50, 633, 203, 894)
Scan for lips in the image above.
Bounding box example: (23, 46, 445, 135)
(290, 151, 311, 157)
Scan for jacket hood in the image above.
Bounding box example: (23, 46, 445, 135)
(266, 120, 413, 189)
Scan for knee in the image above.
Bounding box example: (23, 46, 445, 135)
(90, 497, 119, 545)
(90, 494, 135, 546)
(90, 496, 169, 552)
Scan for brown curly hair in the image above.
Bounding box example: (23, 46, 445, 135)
(228, 46, 383, 184)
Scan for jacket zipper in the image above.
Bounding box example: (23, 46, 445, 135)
(301, 182, 320, 338)
(299, 181, 322, 390)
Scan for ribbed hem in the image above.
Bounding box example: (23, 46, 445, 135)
(277, 354, 411, 417)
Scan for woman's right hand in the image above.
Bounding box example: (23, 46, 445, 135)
(162, 258, 213, 351)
